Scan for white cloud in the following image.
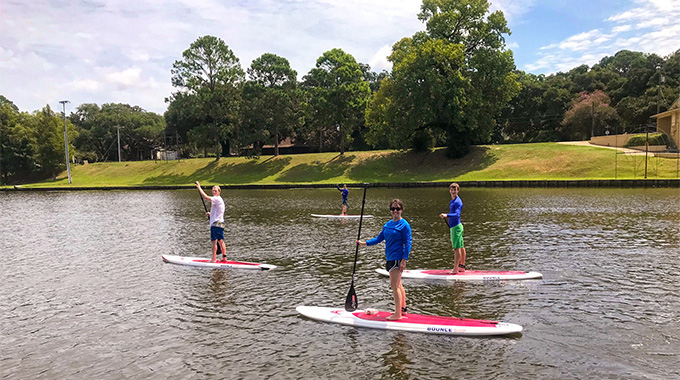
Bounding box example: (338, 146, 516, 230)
(490, 0, 540, 23)
(525, 0, 680, 74)
(0, 0, 424, 114)
(612, 25, 632, 33)
(70, 80, 101, 92)
(369, 45, 393, 72)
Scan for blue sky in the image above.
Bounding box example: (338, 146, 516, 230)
(1, 0, 677, 115)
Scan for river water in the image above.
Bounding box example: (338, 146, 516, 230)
(1, 187, 679, 379)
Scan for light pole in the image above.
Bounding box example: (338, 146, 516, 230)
(59, 100, 72, 184)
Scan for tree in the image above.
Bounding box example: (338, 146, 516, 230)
(164, 92, 203, 157)
(359, 63, 389, 94)
(169, 35, 244, 160)
(71, 103, 165, 162)
(0, 96, 29, 184)
(302, 49, 371, 154)
(240, 53, 301, 156)
(497, 71, 574, 143)
(30, 105, 77, 179)
(561, 90, 620, 140)
(366, 0, 519, 157)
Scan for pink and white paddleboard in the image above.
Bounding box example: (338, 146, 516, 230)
(296, 306, 522, 336)
(376, 268, 542, 281)
(162, 255, 276, 270)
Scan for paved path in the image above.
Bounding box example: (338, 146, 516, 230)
(558, 141, 646, 155)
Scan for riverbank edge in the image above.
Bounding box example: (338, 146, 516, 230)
(2, 179, 679, 191)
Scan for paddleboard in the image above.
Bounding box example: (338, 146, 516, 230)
(376, 268, 542, 281)
(296, 306, 522, 336)
(311, 214, 373, 219)
(162, 255, 276, 270)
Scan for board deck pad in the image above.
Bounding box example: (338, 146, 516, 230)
(296, 306, 522, 336)
(311, 214, 374, 219)
(162, 255, 276, 270)
(376, 268, 542, 281)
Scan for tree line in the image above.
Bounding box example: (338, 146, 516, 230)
(1, 0, 678, 185)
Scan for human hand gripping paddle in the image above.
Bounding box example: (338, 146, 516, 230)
(197, 182, 223, 260)
(345, 185, 367, 312)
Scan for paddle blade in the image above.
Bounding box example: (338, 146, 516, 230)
(344, 284, 358, 312)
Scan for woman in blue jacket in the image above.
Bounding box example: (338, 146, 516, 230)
(357, 199, 412, 320)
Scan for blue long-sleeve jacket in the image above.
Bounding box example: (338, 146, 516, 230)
(446, 196, 463, 227)
(366, 218, 412, 261)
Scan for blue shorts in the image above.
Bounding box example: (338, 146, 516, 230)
(210, 226, 224, 241)
(386, 259, 402, 272)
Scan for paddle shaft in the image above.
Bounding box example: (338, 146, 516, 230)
(345, 186, 367, 311)
(198, 187, 223, 257)
(351, 187, 368, 276)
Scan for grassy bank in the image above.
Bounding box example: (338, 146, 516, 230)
(8, 142, 680, 188)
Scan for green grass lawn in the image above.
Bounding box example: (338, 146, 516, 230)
(9, 142, 680, 188)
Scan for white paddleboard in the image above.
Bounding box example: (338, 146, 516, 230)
(311, 214, 373, 219)
(296, 306, 522, 336)
(162, 255, 276, 270)
(376, 268, 542, 281)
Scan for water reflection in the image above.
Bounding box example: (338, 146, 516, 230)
(383, 333, 413, 380)
(208, 269, 231, 305)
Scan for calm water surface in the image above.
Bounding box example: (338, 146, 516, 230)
(1, 187, 679, 379)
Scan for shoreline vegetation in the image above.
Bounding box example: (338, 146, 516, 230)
(2, 143, 680, 190)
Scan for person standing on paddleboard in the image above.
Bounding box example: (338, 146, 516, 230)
(440, 182, 466, 274)
(195, 181, 227, 263)
(337, 184, 349, 215)
(357, 199, 412, 320)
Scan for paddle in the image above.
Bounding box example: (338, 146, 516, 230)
(198, 185, 223, 259)
(345, 184, 367, 312)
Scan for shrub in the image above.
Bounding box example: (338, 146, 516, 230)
(624, 133, 669, 148)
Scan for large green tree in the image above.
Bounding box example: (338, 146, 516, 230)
(169, 35, 244, 160)
(240, 53, 301, 156)
(163, 92, 204, 157)
(71, 103, 165, 162)
(366, 0, 519, 157)
(0, 96, 33, 184)
(589, 50, 676, 130)
(302, 48, 371, 154)
(497, 72, 574, 143)
(30, 105, 77, 179)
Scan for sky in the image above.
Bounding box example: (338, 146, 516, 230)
(1, 0, 678, 115)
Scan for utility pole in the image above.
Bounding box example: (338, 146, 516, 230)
(59, 100, 72, 184)
(591, 101, 595, 139)
(117, 125, 121, 162)
(614, 124, 618, 180)
(644, 128, 649, 179)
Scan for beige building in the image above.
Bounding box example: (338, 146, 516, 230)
(652, 96, 680, 150)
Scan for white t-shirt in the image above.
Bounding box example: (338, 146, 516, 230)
(209, 196, 225, 226)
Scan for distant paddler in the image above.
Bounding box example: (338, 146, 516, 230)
(337, 184, 349, 215)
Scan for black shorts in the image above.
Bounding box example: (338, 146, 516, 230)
(386, 259, 402, 272)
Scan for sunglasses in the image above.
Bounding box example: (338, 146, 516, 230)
(390, 207, 402, 211)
